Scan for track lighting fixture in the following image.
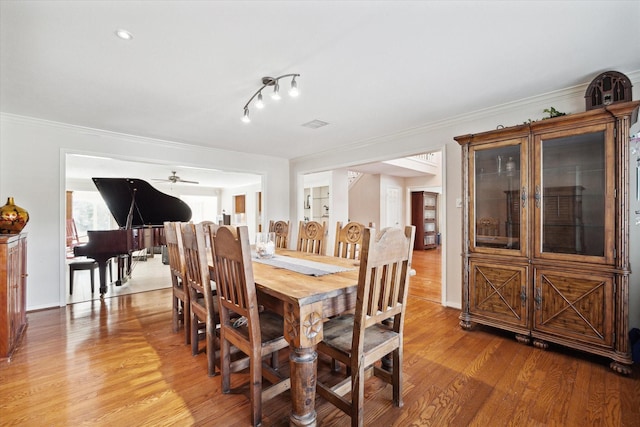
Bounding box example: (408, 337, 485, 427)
(241, 74, 300, 123)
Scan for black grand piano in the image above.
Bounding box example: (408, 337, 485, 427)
(74, 178, 192, 295)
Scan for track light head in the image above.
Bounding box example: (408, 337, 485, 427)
(289, 76, 299, 97)
(256, 92, 264, 109)
(242, 108, 250, 123)
(271, 81, 281, 100)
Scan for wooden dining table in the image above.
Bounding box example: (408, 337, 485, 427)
(250, 249, 360, 426)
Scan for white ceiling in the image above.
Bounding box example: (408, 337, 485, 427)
(2, 1, 640, 186)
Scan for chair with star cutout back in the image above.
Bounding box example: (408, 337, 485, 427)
(296, 220, 326, 255)
(315, 225, 416, 427)
(210, 225, 290, 427)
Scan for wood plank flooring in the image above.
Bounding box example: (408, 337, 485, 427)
(409, 247, 441, 303)
(2, 250, 639, 426)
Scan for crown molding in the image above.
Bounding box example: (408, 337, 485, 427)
(0, 112, 283, 163)
(0, 113, 202, 151)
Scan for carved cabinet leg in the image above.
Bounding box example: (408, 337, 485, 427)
(459, 311, 474, 330)
(532, 339, 548, 349)
(609, 361, 632, 375)
(459, 320, 473, 330)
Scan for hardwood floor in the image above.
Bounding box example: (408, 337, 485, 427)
(409, 247, 442, 303)
(1, 260, 639, 426)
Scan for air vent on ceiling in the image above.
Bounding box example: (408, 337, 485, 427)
(301, 119, 329, 129)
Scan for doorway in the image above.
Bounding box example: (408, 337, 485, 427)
(64, 153, 261, 304)
(311, 149, 446, 305)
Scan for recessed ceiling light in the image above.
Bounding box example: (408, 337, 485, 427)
(115, 29, 133, 40)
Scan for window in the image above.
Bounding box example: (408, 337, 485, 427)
(72, 191, 113, 234)
(181, 195, 218, 223)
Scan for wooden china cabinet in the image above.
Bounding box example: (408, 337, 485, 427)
(455, 101, 639, 374)
(1, 233, 28, 359)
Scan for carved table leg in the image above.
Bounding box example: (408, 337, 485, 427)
(284, 301, 323, 427)
(289, 346, 318, 426)
(380, 318, 393, 372)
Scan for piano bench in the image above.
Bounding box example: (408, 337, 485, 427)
(69, 258, 98, 295)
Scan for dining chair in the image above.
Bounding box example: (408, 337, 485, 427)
(333, 221, 366, 260)
(200, 220, 219, 303)
(210, 225, 290, 427)
(67, 218, 108, 295)
(65, 218, 83, 258)
(315, 225, 416, 427)
(296, 220, 326, 255)
(268, 220, 290, 249)
(181, 221, 218, 376)
(200, 220, 218, 248)
(164, 221, 190, 344)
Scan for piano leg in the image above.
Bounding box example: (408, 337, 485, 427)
(96, 259, 110, 295)
(116, 255, 132, 286)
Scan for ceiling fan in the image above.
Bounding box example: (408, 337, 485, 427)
(153, 171, 199, 184)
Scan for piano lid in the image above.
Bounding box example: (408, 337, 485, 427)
(92, 178, 192, 228)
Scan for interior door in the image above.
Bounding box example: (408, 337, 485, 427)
(385, 186, 401, 228)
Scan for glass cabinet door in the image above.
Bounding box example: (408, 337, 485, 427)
(533, 124, 614, 263)
(470, 138, 527, 254)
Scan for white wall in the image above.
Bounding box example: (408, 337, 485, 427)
(328, 169, 349, 256)
(349, 174, 381, 228)
(0, 115, 289, 310)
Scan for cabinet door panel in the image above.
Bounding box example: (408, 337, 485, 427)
(534, 268, 613, 347)
(469, 261, 528, 328)
(533, 123, 614, 264)
(470, 137, 528, 256)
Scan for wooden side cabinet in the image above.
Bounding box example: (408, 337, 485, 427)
(1, 233, 28, 360)
(455, 101, 639, 374)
